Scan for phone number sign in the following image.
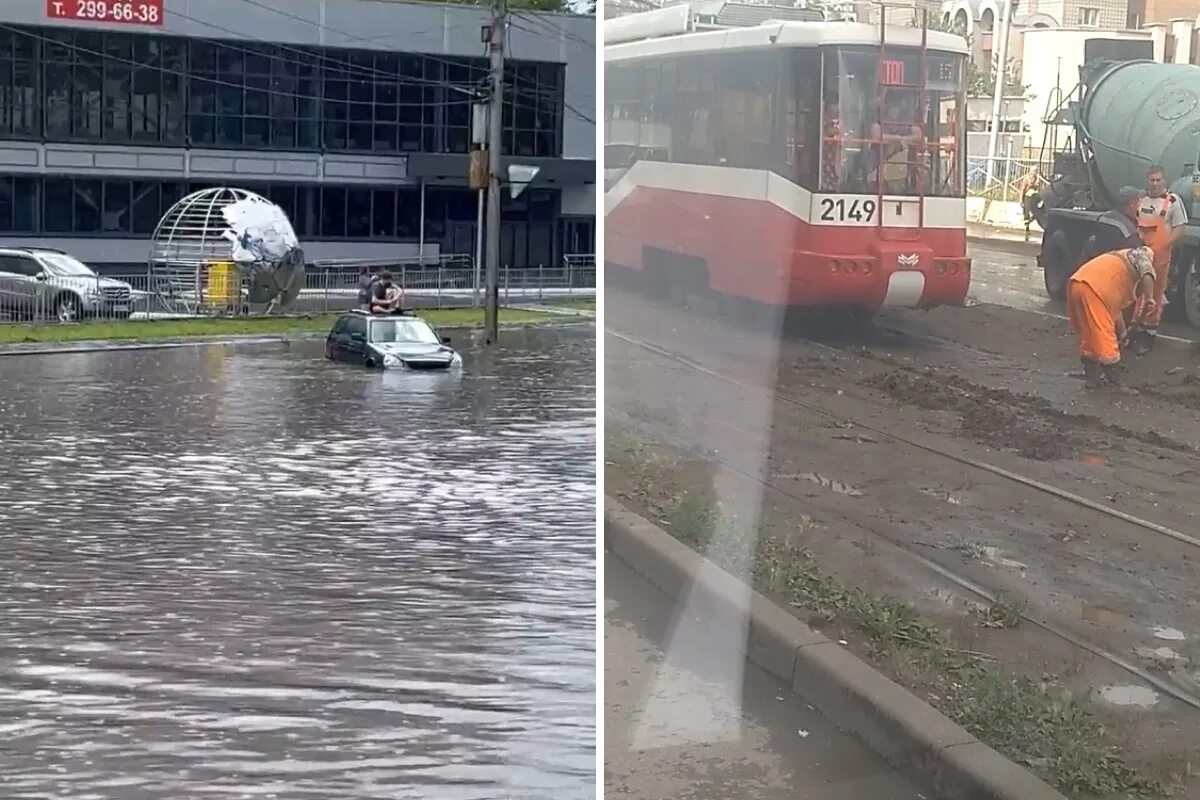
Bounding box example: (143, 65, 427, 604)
(47, 0, 164, 26)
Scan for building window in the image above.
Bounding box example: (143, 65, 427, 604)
(1079, 7, 1100, 26)
(503, 61, 564, 157)
(37, 29, 186, 144)
(0, 29, 40, 138)
(0, 176, 37, 232)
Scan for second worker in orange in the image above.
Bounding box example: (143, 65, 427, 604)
(1134, 165, 1189, 353)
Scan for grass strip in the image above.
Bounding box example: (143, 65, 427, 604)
(547, 298, 596, 311)
(608, 433, 1176, 800)
(0, 307, 559, 345)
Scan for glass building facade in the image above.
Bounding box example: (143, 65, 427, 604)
(0, 23, 594, 268)
(0, 26, 564, 155)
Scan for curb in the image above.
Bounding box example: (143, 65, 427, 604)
(0, 317, 589, 357)
(966, 233, 1042, 253)
(605, 497, 1068, 800)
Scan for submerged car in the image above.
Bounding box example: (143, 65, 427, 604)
(325, 309, 462, 370)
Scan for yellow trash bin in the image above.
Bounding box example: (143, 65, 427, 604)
(205, 261, 240, 309)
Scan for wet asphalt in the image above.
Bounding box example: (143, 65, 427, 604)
(0, 325, 596, 800)
(604, 553, 928, 800)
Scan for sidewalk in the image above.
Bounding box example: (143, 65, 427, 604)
(605, 551, 929, 800)
(967, 221, 1041, 249)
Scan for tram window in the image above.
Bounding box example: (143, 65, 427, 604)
(668, 51, 779, 171)
(924, 55, 966, 197)
(785, 50, 821, 191)
(820, 48, 965, 198)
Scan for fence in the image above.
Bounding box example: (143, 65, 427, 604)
(967, 155, 1055, 203)
(0, 253, 597, 324)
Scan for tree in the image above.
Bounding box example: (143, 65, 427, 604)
(969, 55, 1030, 98)
(913, 13, 1029, 98)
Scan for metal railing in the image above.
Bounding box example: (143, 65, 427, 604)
(0, 253, 597, 324)
(967, 155, 1054, 202)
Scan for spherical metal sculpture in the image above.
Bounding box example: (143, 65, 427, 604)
(148, 187, 306, 315)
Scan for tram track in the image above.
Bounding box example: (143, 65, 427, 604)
(607, 325, 1200, 712)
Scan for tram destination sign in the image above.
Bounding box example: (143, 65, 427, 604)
(46, 0, 164, 26)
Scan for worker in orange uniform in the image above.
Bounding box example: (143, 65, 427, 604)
(1135, 165, 1188, 353)
(1067, 246, 1156, 389)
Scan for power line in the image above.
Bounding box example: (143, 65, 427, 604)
(167, 9, 565, 111)
(225, 0, 588, 120)
(510, 10, 595, 49)
(1, 23, 561, 117)
(503, 20, 595, 124)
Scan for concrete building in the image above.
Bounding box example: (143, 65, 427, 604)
(1144, 14, 1200, 61)
(0, 0, 596, 269)
(1130, 0, 1200, 27)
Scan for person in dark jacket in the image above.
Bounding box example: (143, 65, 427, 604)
(1091, 186, 1145, 257)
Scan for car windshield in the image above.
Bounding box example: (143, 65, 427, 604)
(38, 253, 96, 277)
(369, 318, 440, 345)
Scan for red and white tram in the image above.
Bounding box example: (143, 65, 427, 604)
(604, 4, 971, 316)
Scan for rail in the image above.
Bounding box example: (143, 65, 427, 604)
(607, 323, 1200, 711)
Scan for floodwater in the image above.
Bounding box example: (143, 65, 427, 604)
(0, 324, 597, 800)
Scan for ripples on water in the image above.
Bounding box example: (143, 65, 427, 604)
(0, 325, 596, 800)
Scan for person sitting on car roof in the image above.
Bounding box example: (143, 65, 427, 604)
(370, 270, 403, 314)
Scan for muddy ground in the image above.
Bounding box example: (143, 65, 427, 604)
(605, 286, 1200, 798)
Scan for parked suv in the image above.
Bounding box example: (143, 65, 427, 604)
(0, 248, 134, 322)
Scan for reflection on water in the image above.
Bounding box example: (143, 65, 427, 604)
(0, 325, 596, 800)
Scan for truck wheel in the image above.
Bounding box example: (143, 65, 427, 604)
(1041, 230, 1072, 302)
(1178, 265, 1200, 330)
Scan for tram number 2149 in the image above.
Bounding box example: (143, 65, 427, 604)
(818, 198, 877, 223)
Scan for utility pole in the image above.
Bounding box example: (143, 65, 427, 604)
(483, 0, 506, 345)
(985, 0, 1016, 183)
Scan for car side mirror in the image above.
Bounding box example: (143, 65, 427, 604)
(350, 332, 365, 342)
(34, 272, 45, 281)
(441, 336, 451, 345)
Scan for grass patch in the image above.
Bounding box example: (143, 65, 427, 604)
(0, 307, 560, 345)
(547, 297, 596, 311)
(608, 433, 1175, 799)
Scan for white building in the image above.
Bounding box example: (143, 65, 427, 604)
(1018, 26, 1152, 153)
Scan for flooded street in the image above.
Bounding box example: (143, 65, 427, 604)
(0, 324, 596, 800)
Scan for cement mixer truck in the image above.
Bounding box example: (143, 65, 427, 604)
(1034, 57, 1200, 327)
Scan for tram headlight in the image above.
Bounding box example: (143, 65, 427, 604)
(934, 261, 947, 274)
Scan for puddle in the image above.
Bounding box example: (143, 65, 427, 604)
(1098, 685, 1160, 708)
(1153, 626, 1187, 641)
(920, 487, 962, 505)
(1134, 646, 1188, 665)
(1081, 603, 1127, 629)
(797, 473, 864, 497)
(980, 546, 1027, 572)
